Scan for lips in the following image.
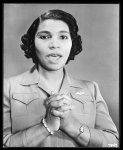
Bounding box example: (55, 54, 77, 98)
(47, 53, 62, 57)
(47, 53, 62, 63)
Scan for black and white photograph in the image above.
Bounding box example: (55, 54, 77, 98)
(3, 4, 119, 147)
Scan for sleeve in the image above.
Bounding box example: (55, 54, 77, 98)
(3, 79, 49, 147)
(87, 81, 119, 147)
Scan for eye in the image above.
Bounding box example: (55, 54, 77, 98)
(60, 35, 68, 40)
(40, 35, 50, 39)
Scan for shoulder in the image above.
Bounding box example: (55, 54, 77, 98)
(70, 76, 98, 88)
(4, 71, 29, 86)
(70, 77, 99, 95)
(4, 71, 30, 97)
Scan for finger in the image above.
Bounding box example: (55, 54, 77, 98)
(47, 94, 63, 104)
(57, 105, 73, 112)
(48, 94, 71, 102)
(50, 109, 65, 118)
(49, 97, 71, 108)
(60, 97, 71, 105)
(62, 95, 72, 102)
(48, 97, 65, 108)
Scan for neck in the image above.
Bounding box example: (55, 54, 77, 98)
(37, 65, 64, 85)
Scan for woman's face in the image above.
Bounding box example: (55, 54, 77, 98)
(34, 19, 72, 71)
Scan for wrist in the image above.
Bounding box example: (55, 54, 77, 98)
(61, 119, 81, 137)
(76, 124, 90, 146)
(62, 121, 90, 147)
(41, 118, 54, 135)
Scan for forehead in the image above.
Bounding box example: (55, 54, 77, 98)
(37, 19, 70, 33)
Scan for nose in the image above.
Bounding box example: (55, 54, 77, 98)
(48, 38, 60, 50)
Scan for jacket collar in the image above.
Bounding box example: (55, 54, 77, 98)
(19, 65, 40, 85)
(19, 65, 83, 91)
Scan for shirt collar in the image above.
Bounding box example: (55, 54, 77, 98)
(19, 65, 83, 94)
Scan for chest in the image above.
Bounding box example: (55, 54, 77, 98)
(10, 85, 96, 133)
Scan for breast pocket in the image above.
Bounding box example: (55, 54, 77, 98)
(11, 92, 40, 116)
(70, 92, 95, 114)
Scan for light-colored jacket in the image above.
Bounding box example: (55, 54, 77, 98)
(3, 65, 119, 147)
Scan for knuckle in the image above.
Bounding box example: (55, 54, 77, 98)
(56, 94, 62, 99)
(58, 100, 63, 106)
(61, 112, 65, 118)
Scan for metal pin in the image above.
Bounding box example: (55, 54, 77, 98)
(76, 91, 85, 95)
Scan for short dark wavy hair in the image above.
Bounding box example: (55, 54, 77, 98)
(20, 9, 83, 64)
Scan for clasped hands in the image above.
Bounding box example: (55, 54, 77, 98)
(45, 93, 76, 133)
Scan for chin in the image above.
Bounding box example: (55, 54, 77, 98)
(39, 62, 65, 71)
(46, 65, 64, 71)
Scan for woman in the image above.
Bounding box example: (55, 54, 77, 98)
(3, 9, 119, 147)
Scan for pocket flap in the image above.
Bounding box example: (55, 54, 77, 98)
(12, 93, 39, 104)
(70, 92, 93, 104)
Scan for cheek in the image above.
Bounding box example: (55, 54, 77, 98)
(64, 41, 72, 55)
(35, 40, 42, 50)
(35, 40, 47, 54)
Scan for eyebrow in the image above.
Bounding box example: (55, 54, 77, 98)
(59, 31, 70, 34)
(36, 30, 70, 35)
